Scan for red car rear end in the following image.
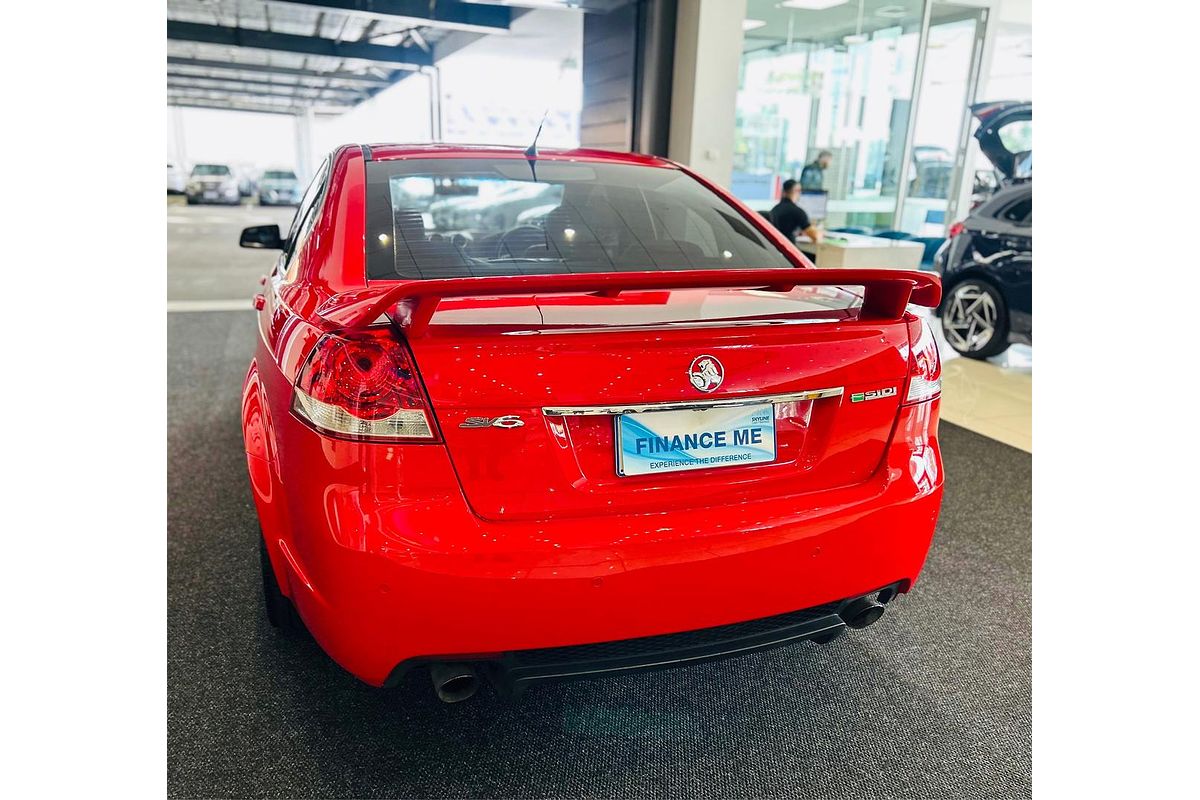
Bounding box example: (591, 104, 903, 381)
(241, 144, 944, 700)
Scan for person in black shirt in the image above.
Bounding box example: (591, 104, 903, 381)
(769, 179, 823, 244)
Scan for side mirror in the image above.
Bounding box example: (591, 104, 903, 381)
(240, 224, 285, 250)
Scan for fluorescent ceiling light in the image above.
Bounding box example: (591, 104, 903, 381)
(843, 33, 869, 44)
(743, 19, 767, 31)
(780, 0, 851, 10)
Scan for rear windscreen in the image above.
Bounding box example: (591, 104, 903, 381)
(364, 158, 794, 280)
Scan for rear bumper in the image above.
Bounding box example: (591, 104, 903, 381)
(406, 583, 901, 695)
(255, 397, 943, 687)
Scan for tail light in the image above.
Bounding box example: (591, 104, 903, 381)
(292, 329, 439, 442)
(947, 220, 966, 239)
(903, 318, 942, 405)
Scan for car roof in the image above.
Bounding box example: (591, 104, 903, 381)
(361, 143, 676, 169)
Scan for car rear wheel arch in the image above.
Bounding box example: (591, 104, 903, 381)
(260, 531, 305, 632)
(243, 361, 295, 586)
(241, 362, 276, 466)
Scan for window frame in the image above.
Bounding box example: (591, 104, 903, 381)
(283, 159, 330, 253)
(281, 157, 332, 282)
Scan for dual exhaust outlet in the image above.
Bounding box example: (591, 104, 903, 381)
(426, 592, 889, 703)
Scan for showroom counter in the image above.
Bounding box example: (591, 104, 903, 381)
(795, 232, 924, 270)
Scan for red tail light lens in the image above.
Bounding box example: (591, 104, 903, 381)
(293, 329, 439, 441)
(904, 318, 942, 405)
(947, 220, 966, 239)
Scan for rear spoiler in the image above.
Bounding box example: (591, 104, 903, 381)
(325, 268, 941, 335)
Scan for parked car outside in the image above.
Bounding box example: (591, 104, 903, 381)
(935, 101, 1032, 358)
(167, 162, 187, 194)
(185, 163, 241, 205)
(429, 181, 559, 233)
(257, 169, 301, 206)
(909, 145, 955, 199)
(237, 168, 258, 199)
(238, 144, 945, 702)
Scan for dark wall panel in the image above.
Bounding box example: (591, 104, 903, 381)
(579, 0, 676, 155)
(580, 3, 637, 151)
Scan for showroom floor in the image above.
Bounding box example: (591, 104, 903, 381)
(167, 201, 1031, 799)
(935, 331, 1032, 453)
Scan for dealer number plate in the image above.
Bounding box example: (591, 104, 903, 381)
(615, 403, 776, 477)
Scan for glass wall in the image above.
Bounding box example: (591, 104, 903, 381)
(734, 0, 996, 236)
(735, 0, 926, 231)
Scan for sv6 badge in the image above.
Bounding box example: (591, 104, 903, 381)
(459, 415, 525, 429)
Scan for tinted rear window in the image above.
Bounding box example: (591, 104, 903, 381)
(1001, 196, 1032, 225)
(365, 158, 794, 280)
(263, 170, 296, 180)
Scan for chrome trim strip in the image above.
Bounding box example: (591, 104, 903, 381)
(542, 387, 844, 417)
(501, 317, 850, 335)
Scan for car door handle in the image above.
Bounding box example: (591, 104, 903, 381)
(253, 293, 266, 310)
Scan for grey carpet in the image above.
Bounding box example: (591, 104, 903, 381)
(168, 310, 1031, 800)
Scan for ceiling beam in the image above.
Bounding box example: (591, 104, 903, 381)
(168, 98, 347, 116)
(168, 85, 359, 106)
(167, 20, 434, 67)
(266, 0, 511, 35)
(167, 56, 395, 85)
(168, 82, 362, 104)
(167, 73, 368, 99)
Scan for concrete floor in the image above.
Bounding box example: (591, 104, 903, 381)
(167, 196, 293, 306)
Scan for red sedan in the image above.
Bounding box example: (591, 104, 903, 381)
(239, 144, 944, 702)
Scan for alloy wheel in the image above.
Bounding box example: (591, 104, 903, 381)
(943, 283, 998, 353)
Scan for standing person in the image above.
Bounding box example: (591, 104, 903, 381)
(800, 150, 833, 192)
(769, 179, 823, 244)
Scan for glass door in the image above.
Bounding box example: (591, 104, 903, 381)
(896, 2, 989, 236)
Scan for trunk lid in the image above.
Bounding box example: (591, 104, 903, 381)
(334, 270, 940, 522)
(971, 101, 1032, 181)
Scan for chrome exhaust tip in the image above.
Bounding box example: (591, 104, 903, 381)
(429, 662, 480, 703)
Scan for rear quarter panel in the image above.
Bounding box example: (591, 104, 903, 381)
(244, 145, 367, 590)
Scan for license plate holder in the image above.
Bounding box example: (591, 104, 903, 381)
(615, 403, 777, 477)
